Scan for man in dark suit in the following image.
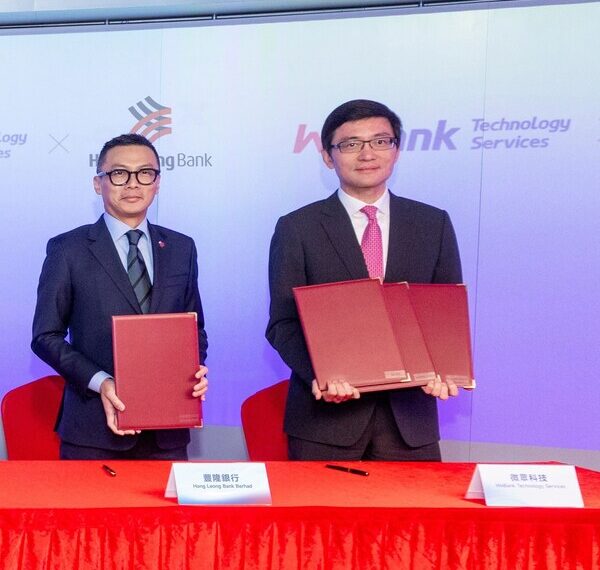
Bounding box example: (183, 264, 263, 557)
(32, 133, 208, 460)
(266, 100, 462, 461)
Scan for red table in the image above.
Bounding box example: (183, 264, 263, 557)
(0, 461, 598, 569)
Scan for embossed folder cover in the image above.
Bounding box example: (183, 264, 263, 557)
(382, 283, 438, 385)
(293, 279, 414, 393)
(112, 312, 202, 430)
(405, 283, 475, 388)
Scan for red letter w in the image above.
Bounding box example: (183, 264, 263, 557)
(293, 124, 322, 153)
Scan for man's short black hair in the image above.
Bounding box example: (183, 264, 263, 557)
(97, 133, 160, 173)
(321, 99, 402, 155)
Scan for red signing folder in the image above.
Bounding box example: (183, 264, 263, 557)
(112, 312, 202, 430)
(407, 284, 476, 388)
(293, 279, 417, 393)
(382, 283, 437, 385)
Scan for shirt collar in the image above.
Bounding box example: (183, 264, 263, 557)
(103, 212, 150, 242)
(337, 188, 390, 217)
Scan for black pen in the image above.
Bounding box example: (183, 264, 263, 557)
(325, 464, 369, 477)
(102, 464, 117, 477)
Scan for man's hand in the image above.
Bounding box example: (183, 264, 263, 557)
(99, 378, 140, 436)
(312, 379, 360, 403)
(192, 365, 209, 400)
(421, 377, 459, 400)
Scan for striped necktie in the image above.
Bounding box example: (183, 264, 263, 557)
(126, 229, 152, 313)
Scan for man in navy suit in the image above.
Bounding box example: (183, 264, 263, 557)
(266, 100, 463, 461)
(32, 133, 208, 460)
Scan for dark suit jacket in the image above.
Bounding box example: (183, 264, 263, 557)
(31, 216, 208, 451)
(266, 192, 462, 448)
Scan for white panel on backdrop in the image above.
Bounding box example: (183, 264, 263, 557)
(471, 4, 599, 450)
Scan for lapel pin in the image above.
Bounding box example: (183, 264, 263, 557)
(158, 240, 166, 248)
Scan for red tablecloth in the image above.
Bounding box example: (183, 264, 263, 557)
(0, 461, 598, 569)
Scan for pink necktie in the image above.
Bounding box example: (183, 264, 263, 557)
(360, 205, 384, 279)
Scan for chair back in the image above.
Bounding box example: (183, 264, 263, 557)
(1, 375, 63, 459)
(241, 379, 289, 461)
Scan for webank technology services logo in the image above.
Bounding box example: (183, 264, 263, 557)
(0, 132, 28, 159)
(293, 115, 572, 153)
(89, 96, 213, 171)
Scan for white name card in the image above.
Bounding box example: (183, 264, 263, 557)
(466, 464, 584, 507)
(165, 462, 272, 505)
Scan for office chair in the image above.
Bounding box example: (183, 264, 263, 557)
(1, 375, 63, 459)
(241, 379, 289, 461)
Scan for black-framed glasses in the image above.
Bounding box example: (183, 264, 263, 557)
(97, 168, 160, 186)
(330, 137, 398, 154)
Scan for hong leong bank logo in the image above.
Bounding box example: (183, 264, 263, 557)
(129, 96, 172, 143)
(89, 96, 213, 171)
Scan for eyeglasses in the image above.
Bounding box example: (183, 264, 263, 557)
(330, 137, 398, 154)
(97, 168, 160, 186)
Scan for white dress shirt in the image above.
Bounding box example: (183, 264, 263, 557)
(337, 188, 390, 276)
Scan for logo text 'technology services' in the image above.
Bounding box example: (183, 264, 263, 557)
(0, 132, 28, 159)
(88, 96, 213, 171)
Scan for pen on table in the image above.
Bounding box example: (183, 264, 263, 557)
(325, 464, 369, 477)
(102, 464, 117, 477)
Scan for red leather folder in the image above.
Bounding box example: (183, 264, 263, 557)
(293, 279, 412, 393)
(382, 283, 437, 385)
(406, 284, 476, 388)
(112, 312, 202, 430)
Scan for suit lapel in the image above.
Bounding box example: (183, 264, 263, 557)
(320, 193, 369, 280)
(148, 223, 165, 313)
(385, 193, 415, 282)
(87, 217, 141, 313)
